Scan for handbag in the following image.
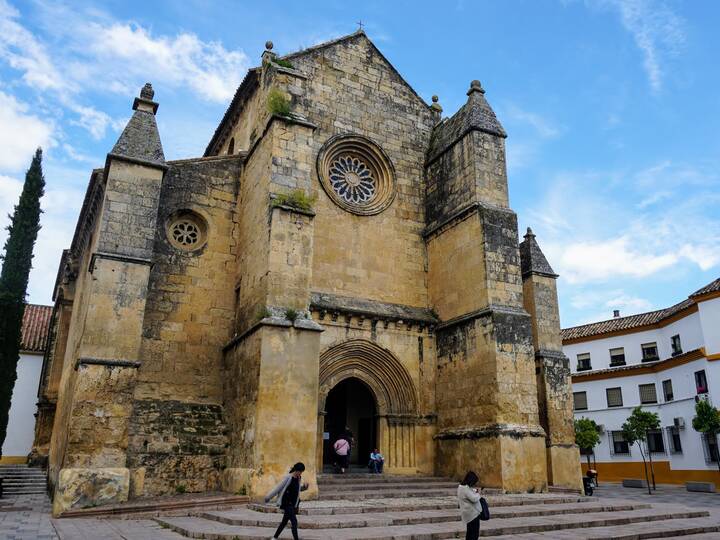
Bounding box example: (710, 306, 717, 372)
(479, 497, 490, 521)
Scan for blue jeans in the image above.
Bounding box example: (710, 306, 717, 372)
(370, 459, 383, 473)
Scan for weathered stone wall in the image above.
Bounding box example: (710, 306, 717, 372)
(427, 214, 487, 320)
(523, 277, 563, 353)
(124, 155, 240, 496)
(288, 35, 434, 308)
(234, 130, 272, 333)
(127, 400, 226, 496)
(49, 178, 107, 490)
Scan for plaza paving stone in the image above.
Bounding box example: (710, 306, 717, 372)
(2, 481, 720, 539)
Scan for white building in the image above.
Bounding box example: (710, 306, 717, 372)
(563, 278, 720, 484)
(1, 304, 52, 464)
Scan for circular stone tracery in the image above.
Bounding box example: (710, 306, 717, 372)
(317, 134, 396, 215)
(329, 156, 376, 204)
(166, 210, 208, 252)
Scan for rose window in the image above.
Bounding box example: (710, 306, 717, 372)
(171, 220, 200, 247)
(329, 156, 376, 204)
(166, 210, 208, 252)
(317, 134, 396, 216)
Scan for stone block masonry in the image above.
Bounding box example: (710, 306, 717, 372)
(39, 31, 581, 513)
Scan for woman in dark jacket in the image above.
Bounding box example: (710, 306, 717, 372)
(265, 462, 309, 540)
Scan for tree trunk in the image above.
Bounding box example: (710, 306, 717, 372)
(646, 437, 656, 491)
(637, 444, 651, 495)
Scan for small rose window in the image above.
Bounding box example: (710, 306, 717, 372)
(166, 210, 208, 252)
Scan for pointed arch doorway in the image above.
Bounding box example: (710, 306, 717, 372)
(317, 339, 419, 473)
(323, 377, 377, 467)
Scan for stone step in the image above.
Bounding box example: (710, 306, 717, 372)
(155, 506, 710, 539)
(319, 481, 459, 492)
(318, 487, 458, 500)
(248, 495, 598, 515)
(317, 475, 453, 484)
(493, 516, 720, 539)
(198, 502, 651, 529)
(58, 493, 251, 519)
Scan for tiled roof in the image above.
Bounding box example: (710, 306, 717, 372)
(21, 304, 52, 353)
(561, 276, 720, 342)
(691, 277, 720, 298)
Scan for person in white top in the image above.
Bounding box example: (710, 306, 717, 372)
(457, 471, 482, 540)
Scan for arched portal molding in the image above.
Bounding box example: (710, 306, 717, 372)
(318, 339, 418, 418)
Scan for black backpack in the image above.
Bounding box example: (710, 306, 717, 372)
(479, 497, 490, 521)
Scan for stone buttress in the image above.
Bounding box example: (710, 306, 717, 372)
(49, 85, 167, 514)
(520, 228, 583, 491)
(425, 81, 548, 491)
(221, 46, 323, 499)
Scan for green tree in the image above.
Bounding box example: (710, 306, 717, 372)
(622, 406, 660, 495)
(574, 417, 601, 470)
(0, 148, 45, 456)
(692, 399, 720, 475)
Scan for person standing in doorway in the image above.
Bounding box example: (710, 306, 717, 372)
(457, 471, 483, 540)
(265, 462, 308, 540)
(333, 436, 350, 474)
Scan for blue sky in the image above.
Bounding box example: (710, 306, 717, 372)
(1, 0, 718, 327)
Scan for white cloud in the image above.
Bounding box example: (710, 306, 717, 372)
(555, 236, 678, 284)
(0, 2, 249, 139)
(527, 161, 720, 287)
(87, 23, 249, 103)
(597, 0, 685, 92)
(0, 0, 65, 91)
(504, 104, 562, 139)
(569, 288, 655, 324)
(0, 91, 53, 170)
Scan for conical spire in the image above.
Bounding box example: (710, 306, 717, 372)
(519, 227, 557, 279)
(110, 83, 165, 166)
(427, 80, 506, 163)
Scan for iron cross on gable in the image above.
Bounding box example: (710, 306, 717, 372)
(356, 20, 364, 31)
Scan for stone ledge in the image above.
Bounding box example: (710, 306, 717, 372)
(88, 251, 153, 273)
(75, 358, 141, 370)
(435, 304, 530, 332)
(435, 423, 546, 441)
(223, 316, 323, 352)
(310, 292, 437, 326)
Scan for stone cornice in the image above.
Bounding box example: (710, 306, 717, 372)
(223, 316, 324, 353)
(435, 304, 530, 332)
(89, 252, 153, 273)
(309, 292, 437, 331)
(435, 423, 546, 441)
(75, 358, 141, 370)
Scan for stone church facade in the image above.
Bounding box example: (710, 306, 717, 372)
(33, 31, 581, 514)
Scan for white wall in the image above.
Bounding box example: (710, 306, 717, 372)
(2, 352, 42, 458)
(572, 357, 717, 470)
(698, 297, 720, 356)
(565, 311, 705, 373)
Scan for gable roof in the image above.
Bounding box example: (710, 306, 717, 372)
(204, 30, 430, 157)
(561, 276, 720, 343)
(21, 304, 53, 353)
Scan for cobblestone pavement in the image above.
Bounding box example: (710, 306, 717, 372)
(594, 482, 720, 508)
(2, 484, 719, 539)
(0, 494, 56, 540)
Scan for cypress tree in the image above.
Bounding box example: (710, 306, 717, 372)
(0, 148, 45, 456)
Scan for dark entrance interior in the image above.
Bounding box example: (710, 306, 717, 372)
(323, 378, 377, 467)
